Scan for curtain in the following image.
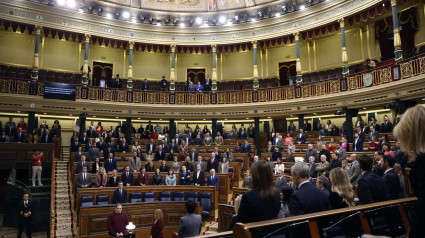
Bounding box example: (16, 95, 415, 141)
(279, 62, 296, 86)
(92, 62, 113, 87)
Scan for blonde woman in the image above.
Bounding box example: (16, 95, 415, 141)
(95, 167, 107, 188)
(329, 167, 354, 209)
(229, 195, 242, 230)
(150, 209, 164, 238)
(145, 158, 155, 172)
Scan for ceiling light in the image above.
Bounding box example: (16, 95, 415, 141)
(290, 115, 293, 117)
(97, 7, 103, 16)
(219, 16, 226, 24)
(116, 117, 119, 119)
(106, 13, 112, 19)
(179, 22, 185, 27)
(122, 11, 130, 19)
(67, 0, 75, 8)
(275, 12, 281, 17)
(131, 17, 137, 23)
(78, 8, 84, 13)
(267, 117, 271, 118)
(160, 118, 163, 120)
(181, 119, 184, 120)
(57, 0, 65, 6)
(246, 118, 249, 119)
(299, 5, 306, 10)
(422, 98, 425, 100)
(363, 107, 367, 109)
(93, 115, 96, 117)
(138, 118, 141, 119)
(149, 17, 154, 24)
(203, 119, 206, 120)
(195, 17, 203, 25)
(44, 112, 47, 115)
(173, 18, 179, 25)
(140, 15, 145, 23)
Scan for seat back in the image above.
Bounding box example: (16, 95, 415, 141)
(173, 191, 185, 201)
(187, 191, 198, 203)
(160, 191, 171, 202)
(96, 194, 109, 205)
(144, 192, 155, 202)
(130, 192, 142, 203)
(81, 195, 94, 207)
(199, 192, 211, 215)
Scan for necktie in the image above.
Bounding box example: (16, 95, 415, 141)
(110, 159, 112, 164)
(83, 173, 86, 180)
(120, 189, 122, 195)
(25, 201, 27, 207)
(127, 172, 129, 179)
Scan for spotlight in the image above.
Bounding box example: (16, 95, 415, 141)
(106, 13, 112, 19)
(173, 18, 179, 26)
(67, 0, 75, 8)
(266, 9, 272, 18)
(189, 18, 194, 26)
(257, 11, 264, 20)
(219, 16, 226, 24)
(115, 12, 120, 19)
(299, 5, 306, 10)
(179, 22, 185, 27)
(139, 15, 145, 23)
(149, 17, 154, 24)
(307, 0, 314, 6)
(195, 17, 203, 25)
(48, 0, 55, 6)
(275, 12, 281, 17)
(242, 13, 248, 22)
(156, 19, 161, 26)
(97, 7, 103, 16)
(87, 5, 93, 14)
(212, 17, 217, 26)
(282, 4, 288, 13)
(165, 17, 170, 25)
(122, 11, 130, 19)
(57, 0, 65, 6)
(131, 17, 137, 23)
(234, 14, 240, 23)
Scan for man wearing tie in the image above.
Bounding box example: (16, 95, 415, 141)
(296, 129, 306, 144)
(304, 120, 312, 132)
(288, 122, 296, 133)
(353, 133, 364, 152)
(113, 182, 127, 204)
(18, 194, 33, 238)
(41, 129, 52, 143)
(76, 155, 90, 174)
(207, 152, 219, 172)
(146, 139, 156, 153)
(272, 133, 280, 146)
(15, 127, 26, 143)
(274, 170, 288, 191)
(189, 147, 199, 162)
(207, 169, 219, 191)
(204, 74, 212, 91)
(184, 134, 192, 145)
(121, 166, 134, 186)
(104, 153, 117, 173)
(76, 166, 93, 188)
(195, 156, 205, 172)
(193, 164, 205, 186)
(155, 145, 165, 161)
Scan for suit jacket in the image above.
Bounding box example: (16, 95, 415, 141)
(141, 82, 150, 90)
(113, 188, 127, 204)
(219, 161, 229, 173)
(241, 144, 251, 154)
(146, 143, 156, 152)
(357, 171, 387, 204)
(18, 200, 33, 218)
(335, 148, 347, 160)
(266, 145, 274, 153)
(76, 172, 93, 188)
(15, 132, 26, 143)
(76, 161, 90, 174)
(381, 121, 393, 133)
(178, 213, 202, 238)
(305, 149, 317, 163)
(207, 174, 219, 190)
(88, 148, 100, 162)
(237, 189, 280, 224)
(179, 171, 191, 185)
(274, 176, 288, 191)
(195, 161, 205, 172)
(6, 125, 17, 137)
(137, 173, 149, 186)
(296, 133, 306, 144)
(192, 171, 205, 186)
(155, 150, 166, 161)
(329, 159, 342, 171)
(207, 158, 219, 172)
(194, 138, 202, 145)
(189, 151, 199, 162)
(383, 169, 401, 200)
(319, 129, 328, 137)
(121, 171, 134, 186)
(95, 174, 108, 187)
(71, 141, 81, 152)
(183, 137, 192, 145)
(353, 138, 363, 152)
(103, 147, 115, 160)
(304, 123, 312, 131)
(368, 131, 379, 142)
(203, 136, 213, 146)
(348, 161, 361, 186)
(104, 159, 117, 173)
(128, 157, 141, 172)
(358, 131, 365, 141)
(290, 182, 331, 215)
(272, 151, 282, 161)
(91, 162, 102, 174)
(288, 125, 296, 132)
(119, 143, 129, 152)
(239, 128, 247, 139)
(214, 136, 223, 145)
(309, 162, 317, 178)
(40, 133, 52, 143)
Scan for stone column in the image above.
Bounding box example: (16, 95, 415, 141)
(211, 118, 217, 139)
(211, 44, 217, 93)
(391, 0, 403, 63)
(127, 41, 134, 91)
(31, 26, 42, 81)
(126, 117, 132, 143)
(254, 117, 261, 155)
(345, 109, 354, 143)
(339, 18, 349, 76)
(298, 114, 304, 131)
(169, 119, 176, 139)
(252, 41, 259, 90)
(79, 113, 87, 136)
(170, 45, 176, 93)
(81, 34, 90, 86)
(28, 111, 36, 134)
(294, 32, 303, 85)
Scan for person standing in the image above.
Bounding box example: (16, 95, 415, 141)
(357, 155, 387, 205)
(150, 209, 164, 238)
(18, 193, 33, 238)
(107, 204, 129, 237)
(160, 76, 168, 91)
(178, 200, 202, 238)
(32, 151, 44, 186)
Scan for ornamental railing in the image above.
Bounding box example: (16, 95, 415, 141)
(1, 55, 425, 105)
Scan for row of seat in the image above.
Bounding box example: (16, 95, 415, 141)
(0, 64, 82, 84)
(80, 191, 212, 216)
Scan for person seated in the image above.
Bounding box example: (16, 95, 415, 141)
(113, 182, 127, 204)
(95, 167, 107, 188)
(152, 168, 163, 185)
(76, 166, 93, 188)
(141, 78, 150, 91)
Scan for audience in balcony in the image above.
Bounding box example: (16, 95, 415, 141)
(166, 170, 176, 186)
(160, 76, 168, 91)
(204, 75, 212, 92)
(107, 170, 120, 187)
(304, 120, 312, 132)
(196, 81, 203, 92)
(141, 78, 150, 91)
(314, 120, 322, 131)
(287, 121, 296, 133)
(0, 131, 9, 142)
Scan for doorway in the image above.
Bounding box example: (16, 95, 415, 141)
(278, 61, 296, 86)
(92, 62, 113, 87)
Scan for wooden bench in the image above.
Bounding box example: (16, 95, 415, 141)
(218, 204, 236, 232)
(79, 202, 201, 238)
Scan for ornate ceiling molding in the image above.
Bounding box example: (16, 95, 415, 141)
(0, 0, 383, 45)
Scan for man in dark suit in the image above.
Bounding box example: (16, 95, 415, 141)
(266, 141, 275, 153)
(169, 139, 178, 152)
(141, 78, 150, 91)
(288, 121, 296, 133)
(372, 119, 380, 133)
(207, 169, 219, 191)
(104, 153, 117, 173)
(207, 153, 219, 173)
(113, 182, 127, 204)
(272, 146, 282, 161)
(179, 166, 191, 185)
(194, 135, 203, 145)
(290, 162, 331, 215)
(274, 170, 288, 191)
(329, 152, 342, 171)
(308, 156, 317, 178)
(195, 156, 206, 172)
(368, 126, 379, 142)
(184, 134, 192, 146)
(119, 138, 129, 152)
(145, 121, 153, 134)
(155, 145, 165, 161)
(304, 144, 317, 163)
(103, 143, 115, 161)
(319, 125, 328, 137)
(146, 139, 156, 153)
(15, 127, 26, 143)
(357, 155, 387, 205)
(160, 76, 168, 91)
(352, 133, 363, 152)
(178, 200, 202, 238)
(241, 140, 251, 156)
(76, 156, 90, 174)
(193, 164, 205, 186)
(204, 75, 212, 91)
(189, 147, 199, 162)
(373, 151, 384, 177)
(304, 120, 312, 132)
(76, 166, 93, 188)
(296, 129, 306, 144)
(18, 193, 33, 238)
(71, 137, 81, 152)
(314, 120, 322, 131)
(40, 129, 52, 143)
(121, 166, 134, 187)
(6, 122, 17, 137)
(381, 115, 393, 133)
(381, 155, 400, 200)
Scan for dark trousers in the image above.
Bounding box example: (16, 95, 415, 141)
(18, 217, 32, 238)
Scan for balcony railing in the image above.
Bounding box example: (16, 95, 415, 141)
(1, 54, 424, 105)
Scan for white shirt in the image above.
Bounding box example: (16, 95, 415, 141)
(298, 180, 310, 188)
(384, 168, 393, 174)
(274, 164, 285, 175)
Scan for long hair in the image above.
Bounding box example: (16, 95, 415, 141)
(251, 160, 276, 202)
(394, 105, 425, 161)
(329, 168, 354, 207)
(154, 209, 163, 220)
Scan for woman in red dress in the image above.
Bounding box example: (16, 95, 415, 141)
(368, 136, 380, 151)
(96, 122, 103, 134)
(150, 209, 164, 238)
(328, 137, 337, 152)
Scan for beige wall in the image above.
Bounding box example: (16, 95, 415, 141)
(0, 31, 34, 67)
(42, 37, 80, 72)
(176, 53, 213, 82)
(82, 44, 126, 79)
(124, 50, 170, 81)
(221, 51, 254, 80)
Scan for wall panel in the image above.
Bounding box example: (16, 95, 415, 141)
(222, 51, 253, 80)
(42, 38, 79, 72)
(176, 53, 212, 82)
(125, 51, 170, 81)
(0, 31, 34, 67)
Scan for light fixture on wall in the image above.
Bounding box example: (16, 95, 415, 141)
(164, 17, 170, 25)
(97, 7, 103, 16)
(173, 18, 179, 26)
(195, 17, 203, 25)
(122, 11, 130, 19)
(149, 16, 154, 24)
(234, 14, 240, 23)
(139, 15, 145, 23)
(219, 16, 226, 24)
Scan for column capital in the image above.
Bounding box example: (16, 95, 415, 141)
(171, 44, 176, 51)
(211, 44, 217, 52)
(391, 0, 397, 7)
(35, 25, 42, 34)
(252, 41, 257, 49)
(293, 32, 300, 41)
(84, 34, 91, 43)
(338, 18, 345, 28)
(129, 41, 134, 49)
